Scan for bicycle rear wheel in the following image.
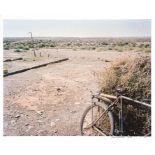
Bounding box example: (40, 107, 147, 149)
(80, 102, 114, 136)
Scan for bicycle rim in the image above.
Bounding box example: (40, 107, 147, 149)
(80, 102, 114, 136)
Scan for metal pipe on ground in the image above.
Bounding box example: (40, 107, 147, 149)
(4, 58, 69, 77)
(4, 57, 23, 62)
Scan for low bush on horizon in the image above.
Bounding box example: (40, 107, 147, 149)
(14, 49, 26, 52)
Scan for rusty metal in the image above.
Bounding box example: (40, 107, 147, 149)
(4, 58, 69, 77)
(81, 92, 151, 136)
(4, 57, 23, 62)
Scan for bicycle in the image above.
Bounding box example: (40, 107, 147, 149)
(80, 89, 151, 136)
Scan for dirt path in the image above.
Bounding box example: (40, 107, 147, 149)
(3, 49, 137, 136)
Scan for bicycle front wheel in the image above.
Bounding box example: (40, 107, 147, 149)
(80, 102, 114, 136)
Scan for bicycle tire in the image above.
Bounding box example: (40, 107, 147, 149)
(80, 102, 114, 136)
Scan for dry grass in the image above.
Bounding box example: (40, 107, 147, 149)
(100, 55, 151, 100)
(100, 55, 151, 135)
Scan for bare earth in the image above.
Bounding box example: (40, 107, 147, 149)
(3, 49, 141, 136)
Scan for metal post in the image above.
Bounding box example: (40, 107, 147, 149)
(29, 32, 36, 57)
(121, 97, 123, 135)
(119, 97, 123, 135)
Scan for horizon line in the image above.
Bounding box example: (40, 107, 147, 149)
(4, 36, 151, 38)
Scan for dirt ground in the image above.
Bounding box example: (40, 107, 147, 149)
(3, 49, 143, 136)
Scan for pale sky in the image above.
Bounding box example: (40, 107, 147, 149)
(3, 20, 151, 37)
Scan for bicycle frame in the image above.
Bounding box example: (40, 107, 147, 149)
(120, 95, 151, 108)
(91, 93, 151, 136)
(118, 95, 151, 136)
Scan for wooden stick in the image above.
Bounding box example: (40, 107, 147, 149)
(100, 93, 117, 100)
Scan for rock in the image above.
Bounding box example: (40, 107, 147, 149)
(14, 114, 20, 118)
(25, 123, 29, 126)
(38, 120, 43, 123)
(26, 125, 33, 132)
(55, 118, 60, 122)
(36, 110, 44, 115)
(74, 102, 80, 105)
(33, 88, 39, 91)
(54, 129, 58, 133)
(71, 110, 77, 114)
(105, 59, 111, 62)
(50, 121, 56, 128)
(37, 130, 43, 134)
(11, 119, 16, 124)
(57, 88, 61, 92)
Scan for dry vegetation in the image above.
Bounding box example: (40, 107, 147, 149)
(100, 55, 151, 100)
(3, 37, 151, 136)
(100, 55, 151, 135)
(4, 37, 151, 53)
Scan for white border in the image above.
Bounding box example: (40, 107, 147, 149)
(0, 0, 155, 155)
(0, 0, 154, 19)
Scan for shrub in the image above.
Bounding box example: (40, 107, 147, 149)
(114, 46, 124, 52)
(124, 42, 129, 45)
(39, 43, 45, 48)
(100, 55, 151, 100)
(17, 45, 24, 49)
(3, 68, 8, 74)
(144, 44, 150, 48)
(132, 43, 136, 47)
(76, 43, 82, 47)
(100, 55, 151, 135)
(4, 46, 9, 50)
(30, 45, 34, 48)
(14, 49, 22, 52)
(23, 46, 29, 50)
(118, 42, 124, 46)
(108, 47, 113, 50)
(145, 49, 151, 53)
(96, 47, 106, 52)
(67, 43, 71, 46)
(101, 42, 108, 45)
(91, 47, 96, 50)
(73, 48, 77, 51)
(117, 49, 123, 52)
(139, 44, 144, 48)
(50, 44, 55, 47)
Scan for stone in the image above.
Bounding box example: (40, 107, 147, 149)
(105, 59, 111, 62)
(50, 121, 56, 128)
(14, 114, 20, 118)
(54, 129, 58, 133)
(55, 119, 60, 122)
(38, 120, 43, 123)
(57, 88, 61, 92)
(36, 110, 44, 115)
(11, 119, 16, 124)
(71, 110, 77, 114)
(26, 125, 33, 132)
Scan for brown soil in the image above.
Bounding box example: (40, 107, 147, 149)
(3, 49, 146, 136)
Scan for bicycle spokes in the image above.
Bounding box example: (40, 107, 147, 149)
(82, 104, 113, 136)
